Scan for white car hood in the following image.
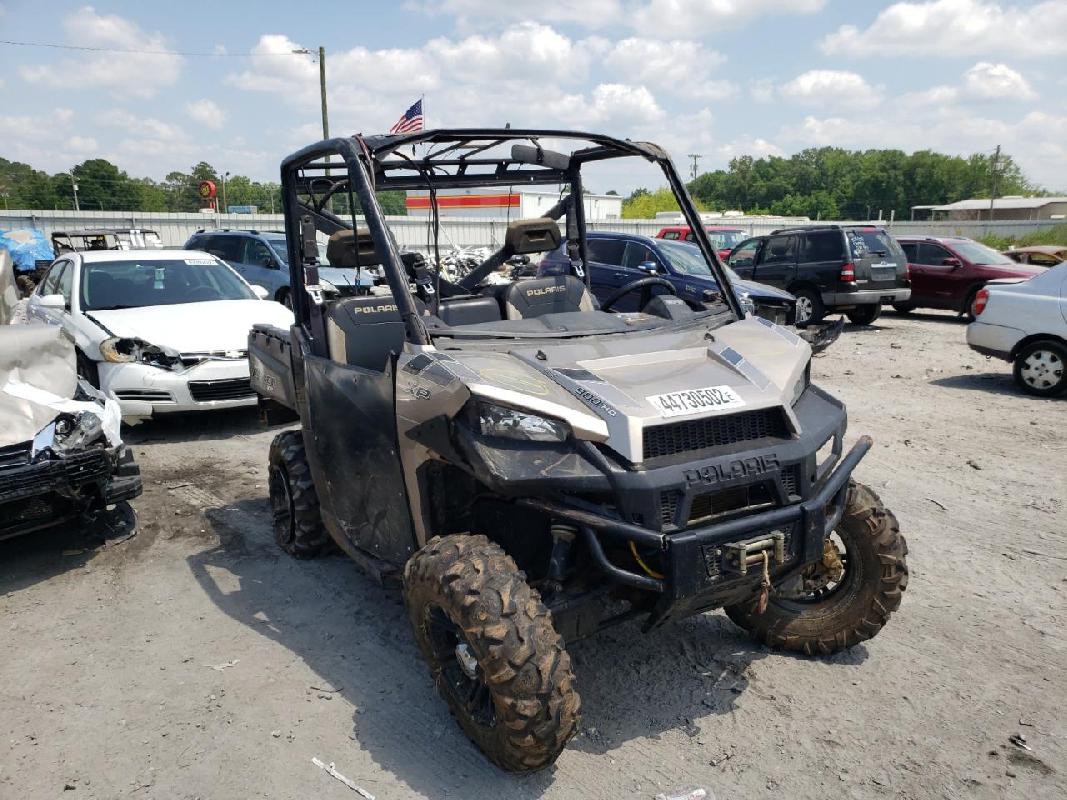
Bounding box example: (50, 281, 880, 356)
(86, 299, 294, 353)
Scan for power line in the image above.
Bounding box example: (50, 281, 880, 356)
(0, 39, 313, 58)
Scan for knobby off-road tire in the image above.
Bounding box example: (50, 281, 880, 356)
(725, 480, 908, 655)
(268, 430, 330, 558)
(403, 534, 580, 772)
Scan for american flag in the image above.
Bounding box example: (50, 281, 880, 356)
(389, 99, 424, 134)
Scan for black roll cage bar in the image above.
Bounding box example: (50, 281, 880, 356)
(280, 128, 742, 351)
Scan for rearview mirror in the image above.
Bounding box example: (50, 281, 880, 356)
(942, 257, 962, 267)
(638, 261, 660, 274)
(250, 284, 270, 300)
(39, 293, 66, 309)
(510, 144, 571, 171)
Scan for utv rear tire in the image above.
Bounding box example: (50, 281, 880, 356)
(725, 481, 908, 655)
(846, 304, 882, 325)
(403, 534, 580, 773)
(268, 430, 330, 558)
(792, 288, 824, 327)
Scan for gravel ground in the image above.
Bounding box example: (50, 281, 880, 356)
(2, 309, 1065, 800)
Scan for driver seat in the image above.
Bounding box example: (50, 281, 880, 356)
(502, 275, 594, 320)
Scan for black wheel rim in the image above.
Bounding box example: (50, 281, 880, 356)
(268, 464, 294, 547)
(424, 605, 496, 729)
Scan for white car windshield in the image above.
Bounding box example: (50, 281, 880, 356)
(80, 258, 255, 311)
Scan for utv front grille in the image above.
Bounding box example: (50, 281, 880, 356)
(642, 408, 789, 461)
(188, 378, 255, 402)
(659, 464, 801, 530)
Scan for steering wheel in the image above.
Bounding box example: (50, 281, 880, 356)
(599, 277, 677, 313)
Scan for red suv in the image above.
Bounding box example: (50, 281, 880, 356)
(896, 236, 1043, 319)
(656, 226, 746, 261)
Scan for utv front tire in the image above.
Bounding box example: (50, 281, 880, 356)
(268, 430, 329, 558)
(725, 481, 908, 655)
(403, 535, 580, 772)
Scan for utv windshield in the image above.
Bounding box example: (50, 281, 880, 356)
(284, 130, 740, 347)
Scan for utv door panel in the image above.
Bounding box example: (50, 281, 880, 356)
(302, 354, 417, 565)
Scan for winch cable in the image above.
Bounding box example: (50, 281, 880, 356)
(629, 541, 665, 580)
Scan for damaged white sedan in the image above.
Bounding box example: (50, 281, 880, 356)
(1, 324, 142, 540)
(25, 249, 293, 417)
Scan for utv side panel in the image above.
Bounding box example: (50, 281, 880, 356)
(302, 354, 417, 565)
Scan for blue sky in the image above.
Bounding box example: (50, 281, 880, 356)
(1, 0, 1065, 195)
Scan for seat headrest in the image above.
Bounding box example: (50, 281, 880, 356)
(505, 218, 562, 255)
(326, 227, 379, 267)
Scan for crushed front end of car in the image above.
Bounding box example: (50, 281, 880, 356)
(1, 325, 142, 541)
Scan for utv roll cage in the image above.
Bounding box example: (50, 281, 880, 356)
(279, 129, 743, 353)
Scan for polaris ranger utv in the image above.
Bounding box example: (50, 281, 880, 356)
(248, 129, 908, 772)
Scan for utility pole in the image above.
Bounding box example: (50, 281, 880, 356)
(71, 171, 80, 212)
(222, 172, 231, 215)
(988, 144, 1001, 222)
(686, 153, 702, 182)
(318, 46, 329, 141)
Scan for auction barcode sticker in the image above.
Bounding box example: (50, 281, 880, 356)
(646, 385, 746, 418)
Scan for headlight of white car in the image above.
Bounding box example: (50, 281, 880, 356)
(31, 411, 105, 461)
(477, 402, 570, 442)
(790, 361, 811, 406)
(99, 337, 181, 370)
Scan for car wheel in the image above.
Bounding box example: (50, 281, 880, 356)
(268, 430, 330, 557)
(892, 303, 913, 315)
(1012, 339, 1067, 397)
(845, 305, 882, 326)
(725, 481, 908, 655)
(404, 534, 580, 772)
(276, 288, 293, 310)
(962, 286, 983, 321)
(792, 289, 824, 327)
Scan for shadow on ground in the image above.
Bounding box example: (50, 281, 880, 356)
(123, 406, 266, 446)
(188, 497, 868, 798)
(929, 372, 1022, 397)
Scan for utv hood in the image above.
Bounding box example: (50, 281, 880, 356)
(436, 316, 810, 464)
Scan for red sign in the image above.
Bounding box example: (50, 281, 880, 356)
(198, 180, 217, 200)
(406, 193, 520, 210)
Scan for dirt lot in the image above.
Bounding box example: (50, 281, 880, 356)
(2, 309, 1065, 800)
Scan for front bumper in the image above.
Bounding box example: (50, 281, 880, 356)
(98, 358, 257, 416)
(0, 444, 143, 540)
(966, 320, 1023, 361)
(822, 287, 911, 307)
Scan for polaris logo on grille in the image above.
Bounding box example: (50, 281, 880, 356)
(684, 454, 779, 487)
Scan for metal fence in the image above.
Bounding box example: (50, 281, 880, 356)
(1, 209, 1060, 253)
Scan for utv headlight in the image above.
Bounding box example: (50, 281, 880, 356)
(100, 337, 180, 370)
(790, 362, 811, 406)
(477, 402, 569, 443)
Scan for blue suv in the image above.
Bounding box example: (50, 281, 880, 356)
(184, 229, 375, 307)
(539, 231, 796, 324)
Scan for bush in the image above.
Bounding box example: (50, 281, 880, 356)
(980, 222, 1067, 250)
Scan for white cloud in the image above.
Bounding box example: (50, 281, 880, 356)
(66, 135, 98, 153)
(631, 0, 826, 36)
(962, 62, 1036, 101)
(18, 6, 182, 98)
(590, 83, 665, 124)
(426, 23, 590, 85)
(185, 99, 226, 129)
(779, 70, 882, 108)
(410, 0, 622, 29)
(822, 0, 1067, 57)
(602, 38, 735, 100)
(98, 110, 187, 141)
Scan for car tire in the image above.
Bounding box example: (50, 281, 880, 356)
(75, 349, 100, 388)
(725, 480, 908, 656)
(403, 534, 580, 773)
(891, 303, 913, 315)
(792, 288, 825, 327)
(845, 304, 882, 326)
(1012, 339, 1067, 397)
(276, 288, 293, 310)
(962, 286, 983, 321)
(268, 430, 330, 558)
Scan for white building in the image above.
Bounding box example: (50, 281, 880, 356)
(406, 188, 622, 220)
